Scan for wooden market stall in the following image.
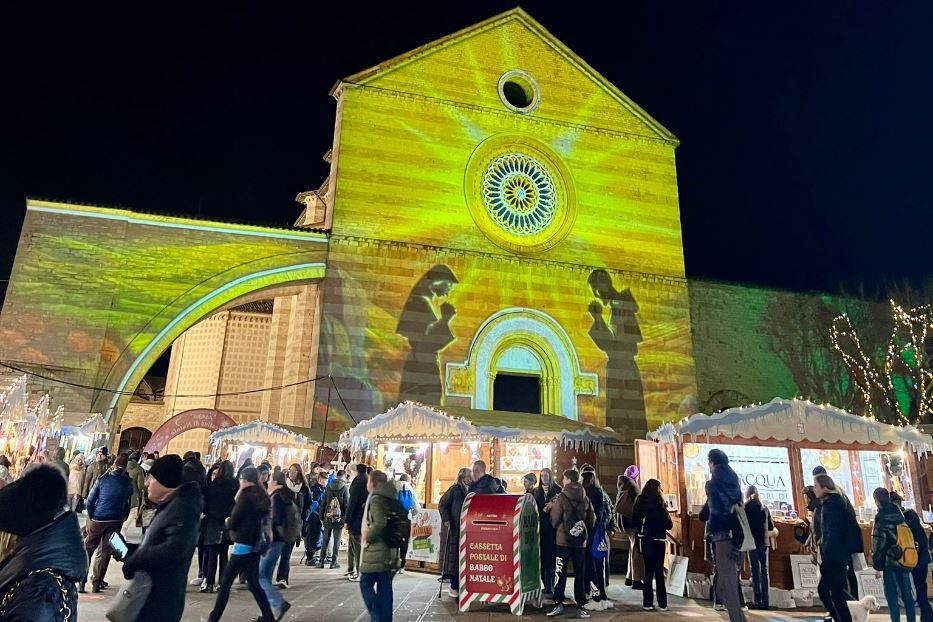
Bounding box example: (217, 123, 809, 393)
(339, 401, 624, 508)
(209, 419, 348, 472)
(642, 398, 933, 589)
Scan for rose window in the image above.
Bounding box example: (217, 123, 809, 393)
(482, 153, 557, 237)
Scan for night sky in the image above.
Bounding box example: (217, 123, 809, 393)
(3, 2, 933, 302)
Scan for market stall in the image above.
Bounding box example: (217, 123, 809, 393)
(209, 419, 348, 471)
(645, 397, 933, 590)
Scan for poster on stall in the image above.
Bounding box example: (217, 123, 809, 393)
(683, 443, 794, 509)
(856, 570, 887, 606)
(790, 555, 820, 590)
(407, 509, 442, 563)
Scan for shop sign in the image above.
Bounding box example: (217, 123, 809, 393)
(518, 494, 540, 593)
(790, 554, 819, 590)
(856, 570, 887, 606)
(143, 409, 236, 453)
(407, 509, 442, 563)
(463, 498, 514, 595)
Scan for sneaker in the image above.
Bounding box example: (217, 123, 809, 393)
(632, 581, 644, 590)
(199, 584, 213, 594)
(576, 608, 591, 619)
(714, 604, 726, 612)
(275, 601, 291, 622)
(546, 604, 565, 617)
(348, 573, 360, 582)
(658, 606, 669, 612)
(447, 588, 458, 598)
(277, 579, 288, 589)
(330, 562, 340, 570)
(583, 601, 602, 611)
(599, 600, 614, 611)
(642, 606, 654, 611)
(190, 577, 204, 585)
(91, 583, 103, 594)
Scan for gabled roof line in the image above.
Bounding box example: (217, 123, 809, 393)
(332, 7, 677, 144)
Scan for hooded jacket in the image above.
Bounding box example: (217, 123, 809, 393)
(67, 458, 85, 497)
(86, 467, 133, 521)
(0, 512, 85, 622)
(872, 502, 909, 572)
(345, 473, 370, 536)
(550, 482, 596, 548)
(270, 486, 297, 543)
(122, 481, 203, 622)
(705, 463, 742, 538)
(182, 456, 207, 497)
(229, 484, 271, 547)
(360, 480, 401, 573)
(323, 477, 350, 525)
(80, 456, 110, 499)
(126, 457, 146, 509)
(469, 473, 504, 494)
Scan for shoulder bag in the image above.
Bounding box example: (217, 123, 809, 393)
(105, 571, 153, 622)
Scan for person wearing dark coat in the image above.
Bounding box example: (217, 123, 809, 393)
(438, 467, 471, 597)
(84, 452, 134, 593)
(119, 455, 204, 622)
(893, 492, 933, 622)
(744, 485, 775, 609)
(582, 470, 616, 610)
(80, 446, 111, 499)
(0, 465, 86, 622)
(277, 462, 311, 587)
(469, 460, 504, 494)
(182, 451, 209, 584)
(535, 468, 562, 594)
(303, 472, 328, 566)
(813, 474, 859, 622)
(201, 460, 238, 593)
(871, 487, 915, 622)
(208, 466, 275, 622)
(632, 479, 673, 612)
(320, 471, 350, 569)
(705, 449, 746, 622)
(344, 464, 369, 580)
(548, 469, 596, 618)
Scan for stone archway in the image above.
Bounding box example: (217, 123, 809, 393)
(445, 307, 598, 419)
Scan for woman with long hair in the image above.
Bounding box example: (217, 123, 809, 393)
(744, 485, 774, 609)
(632, 478, 672, 611)
(438, 467, 472, 597)
(277, 462, 311, 587)
(534, 467, 562, 594)
(201, 460, 238, 593)
(616, 474, 644, 589)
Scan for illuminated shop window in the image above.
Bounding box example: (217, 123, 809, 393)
(799, 448, 915, 516)
(498, 70, 541, 114)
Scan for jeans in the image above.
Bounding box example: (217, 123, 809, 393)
(818, 561, 853, 622)
(321, 524, 343, 565)
(304, 516, 322, 559)
(586, 549, 608, 602)
(913, 563, 933, 622)
(276, 541, 294, 582)
(204, 543, 230, 587)
(83, 519, 123, 585)
(749, 546, 769, 608)
(450, 573, 459, 591)
(259, 541, 286, 611)
(642, 540, 667, 609)
(713, 539, 747, 622)
(209, 552, 274, 622)
(360, 571, 394, 622)
(348, 532, 361, 575)
(884, 569, 917, 622)
(554, 546, 587, 607)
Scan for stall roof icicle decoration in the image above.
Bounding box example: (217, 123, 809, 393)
(339, 401, 623, 451)
(649, 397, 933, 455)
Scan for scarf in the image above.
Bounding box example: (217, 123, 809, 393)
(286, 479, 302, 494)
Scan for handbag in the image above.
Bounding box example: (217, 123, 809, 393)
(732, 503, 756, 552)
(105, 570, 152, 622)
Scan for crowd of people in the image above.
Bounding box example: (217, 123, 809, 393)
(3, 443, 933, 622)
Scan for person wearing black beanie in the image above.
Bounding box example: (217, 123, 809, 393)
(0, 464, 86, 620)
(118, 454, 204, 622)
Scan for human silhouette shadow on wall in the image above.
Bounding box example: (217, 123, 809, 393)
(396, 265, 459, 405)
(587, 269, 647, 439)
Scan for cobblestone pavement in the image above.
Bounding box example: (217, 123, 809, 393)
(75, 552, 877, 622)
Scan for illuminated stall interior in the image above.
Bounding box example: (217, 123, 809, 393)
(341, 402, 623, 507)
(209, 419, 346, 471)
(645, 398, 933, 588)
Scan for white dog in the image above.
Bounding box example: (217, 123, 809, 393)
(846, 595, 881, 622)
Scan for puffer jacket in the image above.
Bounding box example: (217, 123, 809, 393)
(819, 491, 860, 564)
(323, 477, 350, 525)
(872, 502, 908, 572)
(360, 480, 401, 573)
(469, 473, 504, 494)
(550, 482, 596, 548)
(0, 512, 86, 622)
(705, 463, 742, 537)
(86, 468, 133, 521)
(67, 461, 85, 497)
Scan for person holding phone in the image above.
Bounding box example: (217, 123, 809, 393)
(118, 454, 203, 622)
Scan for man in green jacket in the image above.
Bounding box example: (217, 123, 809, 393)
(359, 470, 400, 622)
(126, 452, 146, 509)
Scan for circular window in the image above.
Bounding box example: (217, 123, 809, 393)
(464, 134, 576, 254)
(498, 70, 541, 114)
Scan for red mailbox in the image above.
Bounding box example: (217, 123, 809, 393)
(458, 492, 541, 615)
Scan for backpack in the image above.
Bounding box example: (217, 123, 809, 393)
(895, 522, 919, 569)
(564, 497, 588, 547)
(384, 498, 412, 568)
(398, 488, 415, 513)
(309, 488, 323, 515)
(278, 501, 302, 543)
(325, 495, 343, 525)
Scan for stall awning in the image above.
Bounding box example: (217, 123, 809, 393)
(209, 419, 346, 448)
(650, 398, 933, 455)
(339, 402, 624, 451)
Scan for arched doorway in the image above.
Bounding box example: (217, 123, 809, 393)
(117, 427, 152, 454)
(445, 308, 598, 419)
